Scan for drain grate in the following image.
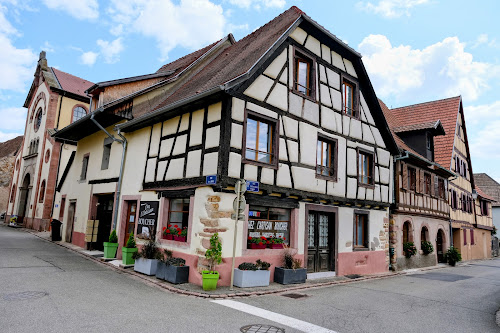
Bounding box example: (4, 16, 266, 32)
(240, 324, 285, 332)
(281, 293, 308, 299)
(3, 291, 48, 301)
(345, 274, 362, 279)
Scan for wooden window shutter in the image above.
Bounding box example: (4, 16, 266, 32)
(445, 181, 448, 201)
(433, 176, 439, 197)
(418, 169, 424, 193)
(402, 163, 408, 189)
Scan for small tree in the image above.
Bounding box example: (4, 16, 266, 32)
(421, 241, 434, 255)
(445, 246, 462, 266)
(125, 232, 136, 248)
(205, 233, 222, 273)
(108, 230, 118, 243)
(403, 242, 417, 258)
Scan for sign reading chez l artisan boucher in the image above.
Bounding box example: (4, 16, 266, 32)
(138, 201, 159, 240)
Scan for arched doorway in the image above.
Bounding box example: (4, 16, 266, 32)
(436, 229, 446, 263)
(17, 174, 31, 224)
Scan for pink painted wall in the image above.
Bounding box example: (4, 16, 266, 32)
(72, 231, 86, 248)
(337, 251, 387, 276)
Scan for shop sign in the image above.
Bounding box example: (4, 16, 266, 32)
(247, 213, 289, 241)
(138, 201, 159, 240)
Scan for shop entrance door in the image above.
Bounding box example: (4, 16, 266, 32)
(436, 229, 445, 263)
(95, 195, 114, 251)
(123, 201, 137, 246)
(307, 212, 335, 273)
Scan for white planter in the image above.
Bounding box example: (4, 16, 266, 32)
(134, 258, 159, 276)
(233, 269, 270, 288)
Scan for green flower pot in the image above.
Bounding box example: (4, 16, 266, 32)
(122, 247, 138, 265)
(103, 242, 118, 259)
(202, 271, 219, 291)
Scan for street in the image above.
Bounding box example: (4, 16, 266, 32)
(1, 224, 499, 333)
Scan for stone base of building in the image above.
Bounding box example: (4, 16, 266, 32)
(337, 251, 388, 276)
(394, 253, 437, 271)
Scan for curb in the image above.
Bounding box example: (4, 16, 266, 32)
(21, 227, 449, 299)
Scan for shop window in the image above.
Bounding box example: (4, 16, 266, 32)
(167, 198, 190, 242)
(72, 106, 87, 123)
(358, 149, 374, 186)
(408, 167, 417, 192)
(293, 49, 315, 98)
(247, 206, 290, 248)
(424, 173, 431, 195)
(39, 180, 46, 202)
(342, 78, 358, 118)
(80, 155, 89, 181)
(244, 112, 277, 167)
(316, 135, 337, 179)
(353, 213, 368, 249)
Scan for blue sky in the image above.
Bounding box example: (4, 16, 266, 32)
(0, 0, 499, 182)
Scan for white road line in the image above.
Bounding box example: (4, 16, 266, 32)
(211, 299, 338, 333)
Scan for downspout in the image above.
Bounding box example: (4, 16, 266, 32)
(90, 113, 127, 231)
(448, 174, 458, 247)
(56, 92, 65, 129)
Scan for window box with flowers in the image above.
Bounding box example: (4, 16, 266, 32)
(162, 225, 176, 240)
(248, 236, 267, 249)
(267, 236, 286, 249)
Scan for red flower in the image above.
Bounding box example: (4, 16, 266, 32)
(261, 236, 266, 240)
(162, 227, 166, 230)
(176, 228, 181, 231)
(248, 236, 252, 240)
(174, 225, 178, 228)
(259, 242, 263, 246)
(166, 230, 170, 234)
(267, 241, 270, 244)
(283, 237, 286, 240)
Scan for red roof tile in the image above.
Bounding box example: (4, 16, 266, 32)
(51, 68, 94, 99)
(475, 185, 496, 202)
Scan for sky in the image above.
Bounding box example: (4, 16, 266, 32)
(0, 0, 499, 182)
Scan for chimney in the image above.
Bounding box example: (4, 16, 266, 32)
(38, 51, 48, 71)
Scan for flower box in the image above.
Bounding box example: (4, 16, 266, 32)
(134, 258, 159, 276)
(268, 244, 284, 249)
(233, 268, 270, 288)
(174, 236, 186, 242)
(165, 265, 189, 284)
(274, 267, 307, 285)
(163, 234, 173, 240)
(156, 261, 168, 280)
(250, 243, 266, 249)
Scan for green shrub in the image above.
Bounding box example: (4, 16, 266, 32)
(205, 233, 222, 273)
(166, 257, 186, 267)
(125, 233, 136, 248)
(108, 230, 118, 243)
(256, 259, 271, 270)
(238, 262, 258, 271)
(445, 246, 462, 266)
(403, 242, 417, 258)
(421, 241, 434, 255)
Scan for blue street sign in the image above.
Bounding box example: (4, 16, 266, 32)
(246, 181, 259, 192)
(206, 175, 217, 185)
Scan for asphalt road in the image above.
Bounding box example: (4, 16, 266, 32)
(1, 224, 499, 333)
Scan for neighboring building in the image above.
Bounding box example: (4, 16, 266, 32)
(474, 173, 500, 232)
(53, 6, 399, 286)
(387, 97, 493, 260)
(0, 136, 23, 213)
(380, 100, 454, 270)
(6, 51, 93, 231)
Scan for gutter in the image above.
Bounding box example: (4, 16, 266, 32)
(90, 113, 127, 231)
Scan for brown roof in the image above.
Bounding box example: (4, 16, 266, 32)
(475, 185, 496, 202)
(51, 68, 94, 98)
(151, 6, 302, 112)
(389, 96, 461, 169)
(474, 173, 500, 205)
(393, 121, 441, 133)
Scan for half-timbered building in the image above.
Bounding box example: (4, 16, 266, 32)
(380, 100, 454, 270)
(53, 6, 398, 286)
(6, 51, 93, 231)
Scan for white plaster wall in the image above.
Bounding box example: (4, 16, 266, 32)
(264, 49, 287, 79)
(189, 109, 204, 146)
(244, 75, 274, 101)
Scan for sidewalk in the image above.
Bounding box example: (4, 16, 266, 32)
(25, 227, 451, 299)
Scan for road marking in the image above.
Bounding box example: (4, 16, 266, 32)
(211, 299, 338, 333)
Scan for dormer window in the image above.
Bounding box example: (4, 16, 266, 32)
(293, 48, 315, 99)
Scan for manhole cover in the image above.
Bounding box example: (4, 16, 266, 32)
(3, 291, 48, 301)
(240, 324, 285, 332)
(345, 274, 362, 279)
(281, 293, 307, 299)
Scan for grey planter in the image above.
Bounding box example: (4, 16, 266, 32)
(165, 265, 189, 284)
(134, 258, 159, 276)
(156, 261, 168, 280)
(274, 267, 307, 284)
(233, 269, 270, 288)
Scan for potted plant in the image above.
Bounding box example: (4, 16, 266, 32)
(403, 242, 417, 258)
(202, 233, 222, 291)
(156, 249, 189, 284)
(268, 236, 286, 249)
(174, 227, 187, 242)
(122, 233, 138, 265)
(421, 241, 434, 255)
(274, 247, 307, 284)
(233, 259, 271, 288)
(103, 229, 119, 259)
(162, 227, 173, 240)
(248, 236, 267, 249)
(133, 239, 161, 275)
(445, 246, 462, 266)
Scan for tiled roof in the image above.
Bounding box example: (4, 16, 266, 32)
(389, 96, 461, 169)
(393, 121, 441, 133)
(51, 68, 94, 99)
(475, 184, 496, 202)
(150, 6, 302, 112)
(474, 173, 500, 206)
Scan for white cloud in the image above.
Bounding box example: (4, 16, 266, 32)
(358, 34, 497, 103)
(228, 0, 286, 9)
(96, 38, 124, 64)
(107, 0, 226, 61)
(0, 130, 22, 142)
(80, 51, 98, 66)
(357, 0, 429, 18)
(464, 101, 500, 126)
(42, 41, 54, 53)
(471, 33, 498, 49)
(0, 107, 26, 130)
(42, 0, 98, 20)
(469, 119, 500, 159)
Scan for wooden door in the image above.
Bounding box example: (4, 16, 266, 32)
(95, 195, 114, 251)
(66, 202, 76, 243)
(123, 201, 137, 246)
(59, 198, 66, 220)
(307, 212, 334, 272)
(436, 230, 444, 263)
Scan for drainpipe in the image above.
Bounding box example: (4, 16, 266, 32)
(448, 174, 458, 248)
(90, 113, 127, 231)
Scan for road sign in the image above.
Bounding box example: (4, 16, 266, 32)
(206, 175, 217, 185)
(231, 213, 245, 220)
(234, 179, 247, 194)
(233, 197, 246, 214)
(246, 181, 259, 192)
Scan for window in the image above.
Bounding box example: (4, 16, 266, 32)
(10, 184, 15, 203)
(167, 198, 190, 242)
(72, 106, 87, 123)
(403, 221, 412, 244)
(101, 138, 113, 170)
(316, 136, 337, 179)
(424, 173, 431, 195)
(480, 200, 489, 216)
(421, 226, 428, 242)
(426, 133, 432, 150)
(463, 229, 467, 245)
(408, 167, 417, 192)
(451, 189, 457, 209)
(354, 213, 368, 248)
(293, 49, 314, 98)
(39, 180, 46, 202)
(34, 108, 42, 132)
(247, 206, 290, 248)
(342, 79, 358, 118)
(80, 155, 89, 181)
(470, 229, 475, 245)
(244, 112, 277, 166)
(438, 179, 445, 199)
(358, 150, 374, 186)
